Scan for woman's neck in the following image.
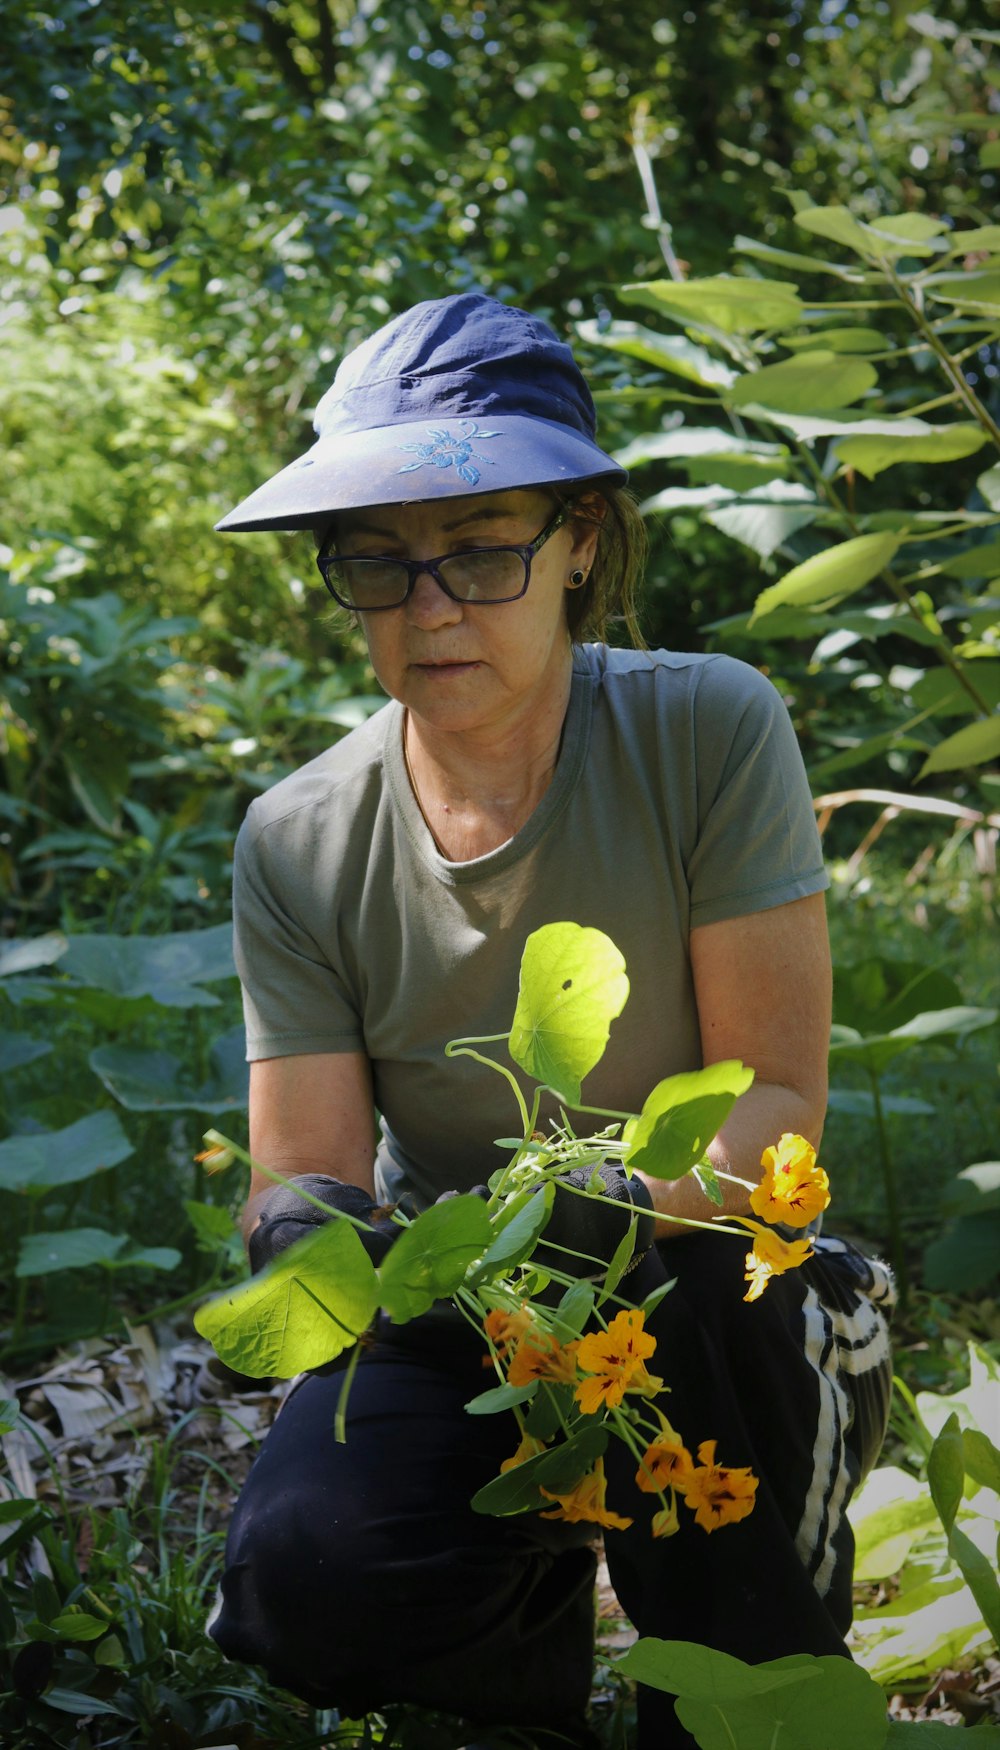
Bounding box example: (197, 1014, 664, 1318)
(403, 667, 573, 861)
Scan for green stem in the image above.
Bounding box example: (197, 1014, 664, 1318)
(791, 428, 995, 718)
(202, 1130, 389, 1235)
(867, 1069, 908, 1307)
(883, 259, 1000, 452)
(334, 1340, 362, 1444)
(444, 1044, 530, 1135)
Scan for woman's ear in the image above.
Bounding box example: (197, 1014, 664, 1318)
(567, 492, 606, 574)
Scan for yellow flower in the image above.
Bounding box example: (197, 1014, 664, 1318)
(483, 1304, 532, 1363)
(635, 1438, 694, 1495)
(683, 1440, 758, 1533)
(507, 1328, 579, 1387)
(500, 1431, 547, 1473)
(750, 1133, 830, 1230)
(739, 1222, 815, 1302)
(651, 1500, 681, 1538)
(540, 1458, 633, 1530)
(574, 1308, 663, 1415)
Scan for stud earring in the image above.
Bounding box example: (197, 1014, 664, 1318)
(568, 569, 587, 588)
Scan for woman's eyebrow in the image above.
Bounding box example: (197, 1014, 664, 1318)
(341, 506, 527, 542)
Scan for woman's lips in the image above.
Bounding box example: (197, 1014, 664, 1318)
(412, 659, 481, 673)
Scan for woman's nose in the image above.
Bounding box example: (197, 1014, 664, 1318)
(405, 567, 463, 626)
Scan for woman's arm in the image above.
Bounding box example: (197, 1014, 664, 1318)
(639, 892, 832, 1237)
(241, 1050, 378, 1244)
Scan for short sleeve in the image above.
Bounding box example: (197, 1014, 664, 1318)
(233, 805, 365, 1059)
(686, 660, 828, 928)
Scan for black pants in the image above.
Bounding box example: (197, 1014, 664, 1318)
(209, 1234, 893, 1748)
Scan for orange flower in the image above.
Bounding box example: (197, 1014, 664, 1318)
(574, 1308, 663, 1415)
(683, 1440, 758, 1533)
(500, 1431, 547, 1473)
(635, 1438, 694, 1495)
(483, 1304, 532, 1363)
(507, 1328, 579, 1387)
(750, 1133, 830, 1230)
(738, 1222, 815, 1303)
(540, 1458, 633, 1530)
(194, 1144, 235, 1173)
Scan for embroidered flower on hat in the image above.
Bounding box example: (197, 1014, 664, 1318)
(398, 419, 500, 485)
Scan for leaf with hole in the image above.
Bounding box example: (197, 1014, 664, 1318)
(508, 923, 629, 1104)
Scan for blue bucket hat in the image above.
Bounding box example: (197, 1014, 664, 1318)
(215, 293, 626, 532)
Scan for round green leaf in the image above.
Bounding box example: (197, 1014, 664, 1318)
(508, 923, 630, 1104)
(0, 1111, 134, 1195)
(750, 532, 902, 624)
(835, 423, 988, 480)
(378, 1194, 493, 1323)
(194, 1218, 379, 1377)
(731, 352, 878, 413)
(17, 1228, 128, 1277)
(624, 1062, 754, 1180)
(674, 1654, 887, 1750)
(620, 276, 804, 335)
(618, 1639, 817, 1702)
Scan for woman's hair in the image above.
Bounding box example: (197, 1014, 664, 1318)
(560, 486, 648, 649)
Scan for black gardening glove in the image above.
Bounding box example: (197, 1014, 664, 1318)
(248, 1175, 401, 1275)
(531, 1161, 660, 1291)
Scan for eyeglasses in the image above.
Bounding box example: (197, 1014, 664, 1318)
(316, 506, 571, 612)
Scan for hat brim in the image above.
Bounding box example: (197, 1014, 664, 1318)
(215, 414, 627, 532)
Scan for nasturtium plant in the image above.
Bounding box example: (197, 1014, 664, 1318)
(194, 924, 828, 1554)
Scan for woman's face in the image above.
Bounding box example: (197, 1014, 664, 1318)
(332, 488, 601, 740)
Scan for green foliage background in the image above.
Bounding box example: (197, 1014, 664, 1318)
(0, 0, 997, 1338)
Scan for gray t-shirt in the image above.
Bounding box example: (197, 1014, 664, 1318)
(233, 646, 828, 1206)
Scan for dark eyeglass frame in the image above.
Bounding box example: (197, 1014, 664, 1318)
(316, 505, 572, 611)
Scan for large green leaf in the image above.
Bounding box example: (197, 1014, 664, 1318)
(0, 1111, 134, 1195)
(508, 923, 630, 1104)
(750, 532, 902, 624)
(919, 715, 1000, 777)
(0, 1033, 52, 1073)
(832, 958, 963, 1034)
(835, 422, 989, 480)
(0, 934, 67, 977)
(59, 924, 236, 1007)
(624, 1062, 754, 1180)
(926, 271, 1000, 315)
(779, 326, 886, 354)
(613, 426, 788, 471)
(849, 1465, 939, 1582)
(674, 1656, 887, 1750)
(194, 1219, 378, 1377)
(706, 492, 821, 559)
(17, 1228, 180, 1276)
(378, 1194, 493, 1322)
(620, 276, 804, 335)
(89, 1026, 249, 1112)
(618, 1639, 818, 1701)
(577, 319, 735, 389)
(731, 353, 877, 414)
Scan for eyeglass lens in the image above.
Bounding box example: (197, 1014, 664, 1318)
(325, 547, 528, 609)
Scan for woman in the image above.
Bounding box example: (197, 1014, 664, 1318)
(208, 293, 893, 1749)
